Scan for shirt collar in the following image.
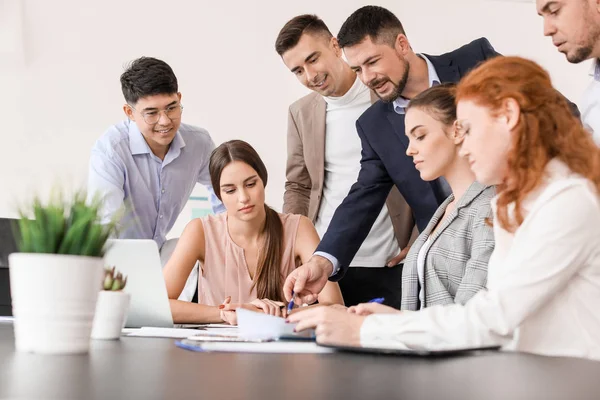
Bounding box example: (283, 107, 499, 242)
(128, 120, 152, 155)
(393, 54, 441, 114)
(164, 130, 186, 165)
(590, 59, 600, 82)
(128, 119, 186, 158)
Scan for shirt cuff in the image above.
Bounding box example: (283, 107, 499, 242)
(313, 251, 340, 277)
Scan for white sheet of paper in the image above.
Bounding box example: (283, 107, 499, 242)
(126, 327, 204, 339)
(236, 308, 295, 340)
(204, 324, 235, 328)
(194, 341, 333, 354)
(190, 326, 240, 337)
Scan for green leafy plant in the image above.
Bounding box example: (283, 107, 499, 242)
(14, 192, 116, 257)
(102, 266, 127, 291)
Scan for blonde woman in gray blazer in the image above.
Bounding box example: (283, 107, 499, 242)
(401, 84, 495, 310)
(351, 83, 495, 314)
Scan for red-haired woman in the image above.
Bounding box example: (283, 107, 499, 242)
(290, 56, 600, 361)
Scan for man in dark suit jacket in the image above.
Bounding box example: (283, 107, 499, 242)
(283, 5, 500, 304)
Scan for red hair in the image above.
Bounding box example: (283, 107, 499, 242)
(456, 56, 600, 232)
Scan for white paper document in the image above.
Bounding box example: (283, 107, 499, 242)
(189, 326, 240, 338)
(191, 341, 333, 354)
(236, 308, 296, 340)
(125, 325, 240, 339)
(126, 327, 205, 339)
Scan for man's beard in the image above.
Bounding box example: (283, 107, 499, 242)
(566, 13, 600, 63)
(370, 58, 410, 103)
(567, 45, 595, 63)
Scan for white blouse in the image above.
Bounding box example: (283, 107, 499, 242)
(416, 237, 433, 309)
(361, 160, 600, 360)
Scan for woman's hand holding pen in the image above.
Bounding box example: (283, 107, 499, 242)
(219, 297, 288, 325)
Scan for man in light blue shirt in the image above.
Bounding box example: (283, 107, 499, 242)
(88, 57, 224, 252)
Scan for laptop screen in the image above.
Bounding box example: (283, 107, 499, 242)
(0, 218, 18, 316)
(0, 218, 19, 268)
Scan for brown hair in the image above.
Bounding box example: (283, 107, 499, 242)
(456, 56, 600, 232)
(275, 14, 333, 56)
(406, 83, 457, 127)
(209, 140, 284, 301)
(337, 5, 407, 49)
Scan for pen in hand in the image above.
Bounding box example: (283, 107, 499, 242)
(286, 291, 295, 316)
(368, 297, 385, 304)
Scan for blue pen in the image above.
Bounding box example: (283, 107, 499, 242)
(368, 297, 385, 304)
(286, 291, 295, 315)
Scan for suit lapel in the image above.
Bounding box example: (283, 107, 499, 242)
(427, 181, 488, 244)
(424, 53, 461, 84)
(372, 91, 410, 148)
(386, 108, 409, 149)
(311, 96, 326, 184)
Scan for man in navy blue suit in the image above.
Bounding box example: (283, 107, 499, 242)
(283, 5, 500, 304)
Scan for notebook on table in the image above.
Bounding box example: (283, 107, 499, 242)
(319, 343, 501, 357)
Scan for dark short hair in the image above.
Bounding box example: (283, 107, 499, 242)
(337, 5, 406, 49)
(275, 14, 333, 56)
(407, 83, 457, 127)
(120, 57, 178, 105)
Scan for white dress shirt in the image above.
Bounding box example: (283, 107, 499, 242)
(582, 59, 600, 145)
(361, 159, 600, 360)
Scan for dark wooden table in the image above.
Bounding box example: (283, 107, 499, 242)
(1, 323, 599, 400)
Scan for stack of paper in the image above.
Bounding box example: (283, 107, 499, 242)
(236, 308, 308, 340)
(126, 327, 205, 339)
(178, 341, 333, 354)
(124, 324, 241, 339)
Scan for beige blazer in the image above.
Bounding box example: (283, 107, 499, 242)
(283, 91, 417, 250)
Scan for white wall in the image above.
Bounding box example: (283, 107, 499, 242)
(0, 0, 592, 219)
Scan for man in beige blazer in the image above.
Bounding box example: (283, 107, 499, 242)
(275, 14, 416, 308)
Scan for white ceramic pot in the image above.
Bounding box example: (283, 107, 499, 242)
(91, 291, 131, 340)
(8, 253, 104, 354)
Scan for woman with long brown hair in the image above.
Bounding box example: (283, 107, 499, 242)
(163, 140, 343, 324)
(289, 56, 600, 360)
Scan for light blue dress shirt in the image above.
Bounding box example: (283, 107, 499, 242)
(88, 120, 225, 249)
(316, 54, 442, 277)
(582, 59, 600, 145)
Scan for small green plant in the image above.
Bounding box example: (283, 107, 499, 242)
(14, 192, 116, 257)
(102, 266, 127, 291)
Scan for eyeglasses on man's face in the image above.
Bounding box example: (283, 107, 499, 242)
(130, 103, 184, 125)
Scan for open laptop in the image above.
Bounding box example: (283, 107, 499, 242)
(0, 218, 19, 316)
(104, 239, 173, 328)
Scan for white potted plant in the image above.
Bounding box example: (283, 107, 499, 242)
(8, 193, 115, 354)
(91, 266, 130, 340)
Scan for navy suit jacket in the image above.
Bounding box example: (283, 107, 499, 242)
(318, 37, 500, 281)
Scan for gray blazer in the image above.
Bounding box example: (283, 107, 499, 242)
(401, 181, 496, 310)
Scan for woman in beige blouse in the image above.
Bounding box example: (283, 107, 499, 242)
(163, 140, 343, 325)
